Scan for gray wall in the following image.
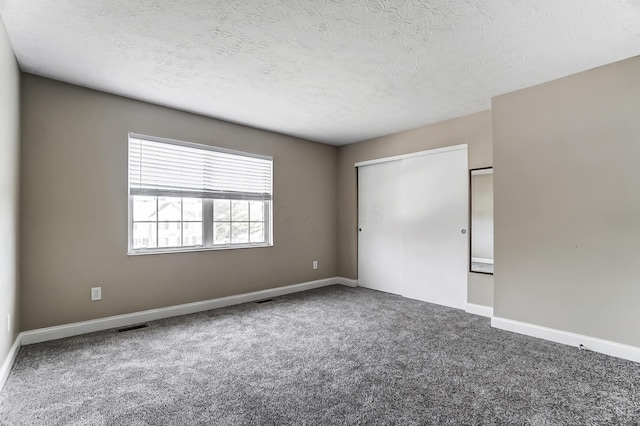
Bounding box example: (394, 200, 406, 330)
(337, 110, 494, 307)
(20, 74, 338, 331)
(493, 56, 640, 346)
(0, 17, 20, 364)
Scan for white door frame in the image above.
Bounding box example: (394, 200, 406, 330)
(355, 144, 468, 167)
(356, 144, 469, 308)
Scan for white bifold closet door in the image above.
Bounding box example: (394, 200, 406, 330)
(357, 146, 468, 309)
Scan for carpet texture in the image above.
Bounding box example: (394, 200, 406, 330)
(471, 262, 493, 274)
(1, 285, 639, 425)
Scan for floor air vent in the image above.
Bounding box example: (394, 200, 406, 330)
(117, 323, 149, 332)
(255, 299, 274, 304)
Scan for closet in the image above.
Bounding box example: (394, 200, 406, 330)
(357, 145, 468, 309)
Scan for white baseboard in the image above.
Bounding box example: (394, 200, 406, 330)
(335, 277, 358, 287)
(465, 303, 493, 318)
(471, 257, 494, 264)
(0, 333, 22, 391)
(21, 277, 354, 346)
(492, 316, 640, 364)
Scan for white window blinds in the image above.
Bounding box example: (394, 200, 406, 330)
(128, 134, 272, 200)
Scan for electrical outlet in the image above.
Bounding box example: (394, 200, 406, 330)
(91, 287, 102, 301)
(7, 314, 10, 333)
(313, 261, 318, 270)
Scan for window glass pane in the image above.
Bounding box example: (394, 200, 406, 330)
(214, 200, 231, 221)
(158, 197, 182, 221)
(183, 222, 202, 246)
(232, 200, 249, 221)
(183, 198, 202, 221)
(214, 222, 230, 245)
(250, 222, 264, 243)
(133, 196, 157, 221)
(132, 222, 157, 249)
(129, 136, 273, 253)
(158, 222, 182, 247)
(231, 222, 249, 244)
(249, 201, 264, 222)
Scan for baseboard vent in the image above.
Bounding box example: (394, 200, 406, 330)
(19, 277, 353, 346)
(255, 299, 274, 304)
(117, 323, 148, 332)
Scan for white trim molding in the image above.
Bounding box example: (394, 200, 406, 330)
(471, 257, 494, 265)
(0, 333, 22, 391)
(355, 144, 467, 167)
(335, 277, 358, 287)
(492, 316, 640, 364)
(465, 303, 494, 318)
(21, 277, 355, 346)
(471, 168, 493, 176)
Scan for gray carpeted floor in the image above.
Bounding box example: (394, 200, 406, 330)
(1, 285, 639, 425)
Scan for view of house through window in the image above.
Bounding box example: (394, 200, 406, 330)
(128, 134, 273, 254)
(132, 197, 203, 249)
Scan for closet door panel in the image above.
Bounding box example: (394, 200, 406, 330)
(357, 160, 403, 294)
(401, 148, 468, 309)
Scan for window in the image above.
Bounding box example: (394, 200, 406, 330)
(128, 133, 272, 254)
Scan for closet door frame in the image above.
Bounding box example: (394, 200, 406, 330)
(356, 144, 468, 308)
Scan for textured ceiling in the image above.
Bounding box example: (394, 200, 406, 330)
(1, 1, 640, 145)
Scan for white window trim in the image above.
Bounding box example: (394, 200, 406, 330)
(127, 134, 273, 255)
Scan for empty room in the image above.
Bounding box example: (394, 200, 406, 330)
(1, 1, 640, 424)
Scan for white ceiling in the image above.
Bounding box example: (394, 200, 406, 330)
(1, 1, 639, 145)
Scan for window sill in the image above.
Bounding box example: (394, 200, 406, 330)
(128, 243, 273, 256)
